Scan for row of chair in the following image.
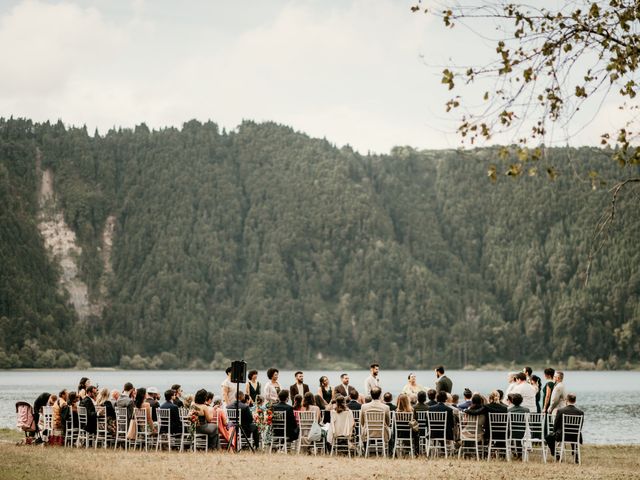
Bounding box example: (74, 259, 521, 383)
(39, 406, 583, 464)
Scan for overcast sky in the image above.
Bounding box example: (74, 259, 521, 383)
(0, 0, 624, 153)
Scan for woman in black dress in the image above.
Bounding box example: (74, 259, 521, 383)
(244, 370, 261, 405)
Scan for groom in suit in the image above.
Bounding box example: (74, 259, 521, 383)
(289, 371, 309, 399)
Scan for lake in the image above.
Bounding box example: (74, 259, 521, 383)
(1, 369, 638, 444)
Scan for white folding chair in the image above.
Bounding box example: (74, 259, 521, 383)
(64, 411, 78, 448)
(113, 407, 129, 450)
(487, 412, 510, 461)
(132, 407, 156, 451)
(458, 412, 483, 460)
(508, 413, 529, 461)
(363, 411, 387, 458)
(269, 410, 289, 453)
(392, 411, 414, 458)
(297, 410, 324, 455)
(76, 406, 94, 448)
(156, 408, 178, 451)
(95, 409, 110, 448)
(558, 415, 583, 465)
(426, 411, 452, 458)
(415, 410, 429, 455)
(42, 406, 54, 440)
(178, 409, 194, 452)
(527, 413, 547, 463)
(351, 410, 362, 455)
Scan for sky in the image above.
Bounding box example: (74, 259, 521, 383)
(0, 0, 627, 153)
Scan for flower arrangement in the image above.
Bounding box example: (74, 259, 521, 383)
(252, 402, 273, 446)
(188, 410, 199, 440)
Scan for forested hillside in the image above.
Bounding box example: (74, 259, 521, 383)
(1, 117, 638, 369)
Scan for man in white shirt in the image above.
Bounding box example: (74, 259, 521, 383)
(547, 371, 566, 413)
(510, 372, 537, 412)
(364, 363, 380, 395)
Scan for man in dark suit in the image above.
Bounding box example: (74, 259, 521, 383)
(546, 393, 584, 463)
(347, 389, 361, 411)
(335, 373, 358, 399)
(289, 371, 309, 399)
(508, 393, 530, 458)
(272, 389, 299, 442)
(159, 389, 182, 439)
(383, 392, 397, 411)
(428, 390, 455, 441)
(426, 389, 437, 406)
(227, 391, 260, 448)
(435, 366, 453, 394)
(80, 385, 98, 436)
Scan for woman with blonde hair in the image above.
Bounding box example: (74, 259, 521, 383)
(396, 393, 412, 412)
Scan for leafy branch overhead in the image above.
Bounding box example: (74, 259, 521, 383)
(413, 0, 640, 174)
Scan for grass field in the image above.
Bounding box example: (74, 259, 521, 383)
(0, 434, 637, 480)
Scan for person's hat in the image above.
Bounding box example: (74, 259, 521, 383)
(463, 388, 472, 396)
(147, 387, 159, 394)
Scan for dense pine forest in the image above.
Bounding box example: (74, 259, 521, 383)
(1, 117, 638, 370)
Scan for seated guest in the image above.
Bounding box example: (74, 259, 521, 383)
(189, 389, 219, 449)
(546, 393, 583, 462)
(302, 392, 322, 422)
(51, 389, 69, 445)
(315, 394, 330, 424)
(457, 388, 473, 411)
(292, 394, 303, 412)
(228, 391, 260, 448)
(146, 387, 160, 421)
(426, 389, 437, 406)
(272, 389, 300, 442)
(80, 386, 98, 436)
(451, 393, 460, 406)
(77, 377, 91, 399)
(211, 395, 234, 447)
(460, 394, 486, 446)
(508, 393, 529, 459)
(160, 389, 182, 437)
(33, 392, 52, 435)
(347, 390, 361, 411)
(479, 390, 508, 453)
(116, 382, 135, 422)
(171, 384, 185, 408)
(68, 392, 80, 429)
(96, 387, 116, 421)
(383, 392, 397, 411)
(413, 390, 429, 414)
(360, 387, 391, 445)
(133, 387, 156, 435)
(330, 395, 355, 449)
(428, 390, 455, 441)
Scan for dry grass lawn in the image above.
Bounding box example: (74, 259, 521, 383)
(0, 442, 638, 480)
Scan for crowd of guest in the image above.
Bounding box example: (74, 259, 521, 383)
(26, 364, 583, 461)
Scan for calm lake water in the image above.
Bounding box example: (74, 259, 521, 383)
(1, 369, 638, 444)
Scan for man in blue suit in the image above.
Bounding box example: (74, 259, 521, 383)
(160, 389, 182, 438)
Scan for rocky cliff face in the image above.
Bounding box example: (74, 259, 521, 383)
(36, 151, 110, 320)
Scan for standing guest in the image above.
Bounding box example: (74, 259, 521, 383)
(541, 368, 556, 413)
(263, 368, 281, 404)
(511, 372, 537, 412)
(530, 375, 542, 413)
(457, 388, 473, 411)
(384, 392, 397, 412)
(116, 383, 135, 422)
(505, 372, 518, 401)
(523, 366, 533, 382)
(428, 390, 455, 441)
(435, 366, 453, 393)
(77, 377, 91, 399)
(228, 391, 260, 448)
(171, 384, 185, 408)
(244, 370, 261, 405)
(160, 389, 182, 438)
(426, 389, 437, 407)
(146, 387, 160, 421)
(190, 389, 219, 449)
(364, 363, 381, 395)
(33, 392, 52, 426)
(360, 387, 391, 445)
(545, 393, 583, 462)
(547, 371, 566, 414)
(80, 385, 98, 437)
(335, 373, 357, 398)
(272, 389, 300, 442)
(290, 371, 310, 399)
(402, 373, 425, 396)
(302, 392, 322, 422)
(318, 376, 334, 405)
(347, 390, 361, 411)
(221, 367, 235, 406)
